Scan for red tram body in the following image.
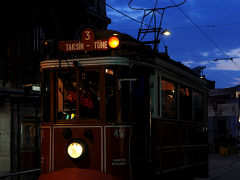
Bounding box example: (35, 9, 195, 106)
(40, 29, 208, 179)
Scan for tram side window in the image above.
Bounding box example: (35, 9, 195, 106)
(161, 78, 178, 119)
(193, 90, 204, 122)
(57, 72, 77, 120)
(105, 68, 116, 122)
(79, 71, 100, 119)
(179, 84, 192, 121)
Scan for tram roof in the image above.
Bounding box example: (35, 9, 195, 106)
(41, 29, 208, 85)
(95, 30, 202, 78)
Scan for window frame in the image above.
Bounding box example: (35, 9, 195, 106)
(54, 67, 105, 123)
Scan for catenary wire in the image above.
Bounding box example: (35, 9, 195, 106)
(102, 0, 154, 28)
(105, 22, 240, 32)
(170, 0, 230, 58)
(105, 0, 239, 62)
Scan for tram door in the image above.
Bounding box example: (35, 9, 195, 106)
(128, 77, 151, 179)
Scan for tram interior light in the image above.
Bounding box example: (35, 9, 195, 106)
(64, 113, 75, 120)
(67, 142, 83, 159)
(105, 69, 114, 75)
(108, 36, 119, 49)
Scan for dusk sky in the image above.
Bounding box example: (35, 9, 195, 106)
(106, 0, 240, 88)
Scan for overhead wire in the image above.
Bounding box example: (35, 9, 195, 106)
(105, 0, 239, 62)
(170, 0, 230, 59)
(102, 22, 240, 32)
(139, 0, 159, 41)
(128, 0, 187, 11)
(102, 0, 154, 28)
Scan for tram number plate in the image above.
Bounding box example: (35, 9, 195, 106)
(114, 128, 125, 138)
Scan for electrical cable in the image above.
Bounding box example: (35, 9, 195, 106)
(105, 0, 237, 60)
(170, 0, 230, 58)
(102, 0, 154, 28)
(128, 0, 186, 11)
(104, 22, 240, 32)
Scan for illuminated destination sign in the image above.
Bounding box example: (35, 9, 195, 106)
(59, 28, 108, 52)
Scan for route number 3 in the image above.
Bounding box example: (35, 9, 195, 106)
(84, 31, 90, 41)
(82, 29, 94, 43)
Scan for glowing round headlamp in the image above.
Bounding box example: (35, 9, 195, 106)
(67, 139, 88, 160)
(67, 142, 83, 159)
(108, 36, 120, 48)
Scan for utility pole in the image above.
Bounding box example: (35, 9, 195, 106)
(128, 0, 186, 52)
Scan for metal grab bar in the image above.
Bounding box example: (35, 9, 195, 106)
(0, 168, 40, 179)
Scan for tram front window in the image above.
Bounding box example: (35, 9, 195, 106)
(79, 71, 100, 119)
(57, 72, 77, 120)
(57, 70, 100, 121)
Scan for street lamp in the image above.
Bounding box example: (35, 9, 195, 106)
(161, 29, 171, 36)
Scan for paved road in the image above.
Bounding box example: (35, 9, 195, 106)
(196, 154, 240, 180)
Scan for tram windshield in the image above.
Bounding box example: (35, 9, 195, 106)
(57, 72, 77, 120)
(42, 66, 135, 123)
(57, 70, 100, 120)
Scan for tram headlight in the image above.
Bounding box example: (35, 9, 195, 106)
(108, 36, 119, 48)
(67, 142, 83, 159)
(67, 139, 88, 160)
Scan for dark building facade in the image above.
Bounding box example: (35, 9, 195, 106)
(208, 86, 240, 153)
(0, 0, 110, 175)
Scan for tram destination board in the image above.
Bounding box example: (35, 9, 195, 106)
(59, 28, 108, 52)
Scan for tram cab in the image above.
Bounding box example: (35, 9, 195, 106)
(40, 28, 208, 180)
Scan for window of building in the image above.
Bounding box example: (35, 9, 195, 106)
(33, 26, 45, 52)
(179, 84, 192, 121)
(161, 78, 178, 119)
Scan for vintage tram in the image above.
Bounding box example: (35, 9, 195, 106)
(40, 28, 208, 179)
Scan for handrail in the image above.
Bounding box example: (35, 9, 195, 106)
(0, 168, 40, 179)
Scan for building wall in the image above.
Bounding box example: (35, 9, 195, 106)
(0, 0, 110, 174)
(208, 86, 240, 152)
(0, 99, 11, 174)
(0, 0, 110, 89)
